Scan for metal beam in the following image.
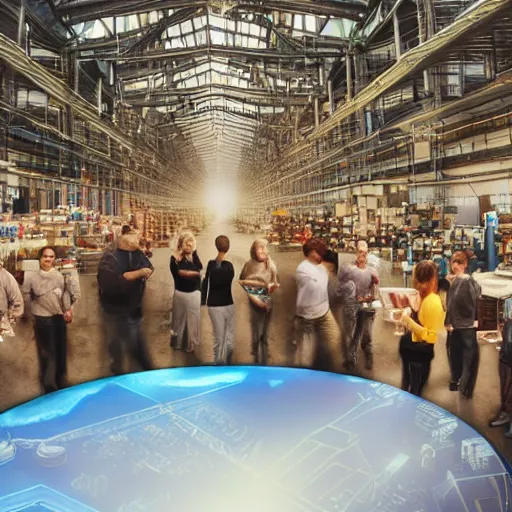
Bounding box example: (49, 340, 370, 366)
(127, 83, 311, 101)
(76, 45, 342, 62)
(125, 87, 311, 107)
(0, 32, 183, 187)
(68, 7, 200, 52)
(306, 0, 512, 141)
(235, 0, 366, 20)
(57, 0, 207, 23)
(58, 0, 365, 23)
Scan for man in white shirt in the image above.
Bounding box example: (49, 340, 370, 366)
(294, 238, 342, 371)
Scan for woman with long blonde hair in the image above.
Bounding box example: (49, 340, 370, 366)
(399, 260, 445, 396)
(170, 231, 203, 353)
(239, 239, 279, 365)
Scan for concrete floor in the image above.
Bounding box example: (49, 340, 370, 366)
(0, 220, 510, 464)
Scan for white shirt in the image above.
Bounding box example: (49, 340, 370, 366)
(295, 259, 330, 320)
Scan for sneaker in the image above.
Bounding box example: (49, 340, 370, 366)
(489, 412, 511, 428)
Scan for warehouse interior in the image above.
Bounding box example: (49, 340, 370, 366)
(2, 0, 512, 469)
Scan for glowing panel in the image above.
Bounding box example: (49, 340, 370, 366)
(0, 367, 510, 511)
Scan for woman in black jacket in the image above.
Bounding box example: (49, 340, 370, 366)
(170, 232, 203, 353)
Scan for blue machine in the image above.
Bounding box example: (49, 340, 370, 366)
(485, 211, 499, 272)
(0, 367, 510, 511)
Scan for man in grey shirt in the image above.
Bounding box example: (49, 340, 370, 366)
(445, 251, 481, 398)
(336, 241, 379, 371)
(0, 263, 23, 324)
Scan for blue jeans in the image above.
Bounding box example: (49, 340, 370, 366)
(103, 312, 152, 374)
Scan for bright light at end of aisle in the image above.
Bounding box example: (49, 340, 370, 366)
(204, 181, 237, 220)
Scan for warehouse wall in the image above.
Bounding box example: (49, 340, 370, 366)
(413, 177, 512, 226)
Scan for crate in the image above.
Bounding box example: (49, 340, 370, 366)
(478, 296, 505, 332)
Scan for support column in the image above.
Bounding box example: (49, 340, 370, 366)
(74, 55, 80, 93)
(318, 64, 325, 89)
(314, 96, 320, 128)
(346, 53, 353, 100)
(328, 80, 334, 114)
(97, 76, 103, 116)
(417, 0, 430, 95)
(17, 0, 26, 49)
(393, 10, 402, 60)
(353, 53, 360, 94)
(294, 108, 300, 143)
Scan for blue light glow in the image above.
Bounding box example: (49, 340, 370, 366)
(0, 367, 509, 512)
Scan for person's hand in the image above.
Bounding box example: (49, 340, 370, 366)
(446, 324, 454, 332)
(473, 320, 479, 329)
(139, 268, 152, 279)
(64, 310, 73, 323)
(268, 282, 279, 294)
(401, 308, 411, 325)
(371, 274, 379, 286)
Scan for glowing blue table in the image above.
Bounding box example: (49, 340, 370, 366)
(0, 367, 510, 511)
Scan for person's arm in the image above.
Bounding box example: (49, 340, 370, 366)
(172, 255, 199, 279)
(193, 251, 203, 271)
(369, 266, 379, 286)
(66, 274, 81, 307)
(403, 294, 445, 344)
(334, 266, 355, 299)
(227, 262, 235, 282)
(140, 251, 154, 273)
(239, 262, 248, 281)
(444, 286, 453, 330)
(4, 271, 23, 319)
(98, 253, 136, 294)
(270, 261, 280, 292)
(21, 272, 33, 316)
(170, 256, 179, 279)
(201, 261, 211, 306)
(471, 278, 481, 325)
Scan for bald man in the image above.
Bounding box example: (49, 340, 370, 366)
(335, 241, 379, 371)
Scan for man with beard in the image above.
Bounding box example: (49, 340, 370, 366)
(97, 228, 154, 374)
(336, 241, 379, 372)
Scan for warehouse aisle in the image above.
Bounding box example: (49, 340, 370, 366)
(0, 221, 510, 462)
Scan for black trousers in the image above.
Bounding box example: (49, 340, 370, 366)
(499, 361, 512, 415)
(446, 328, 479, 397)
(103, 312, 152, 374)
(33, 315, 67, 394)
(399, 333, 434, 397)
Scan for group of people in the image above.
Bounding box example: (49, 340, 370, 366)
(0, 225, 506, 438)
(159, 231, 484, 405)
